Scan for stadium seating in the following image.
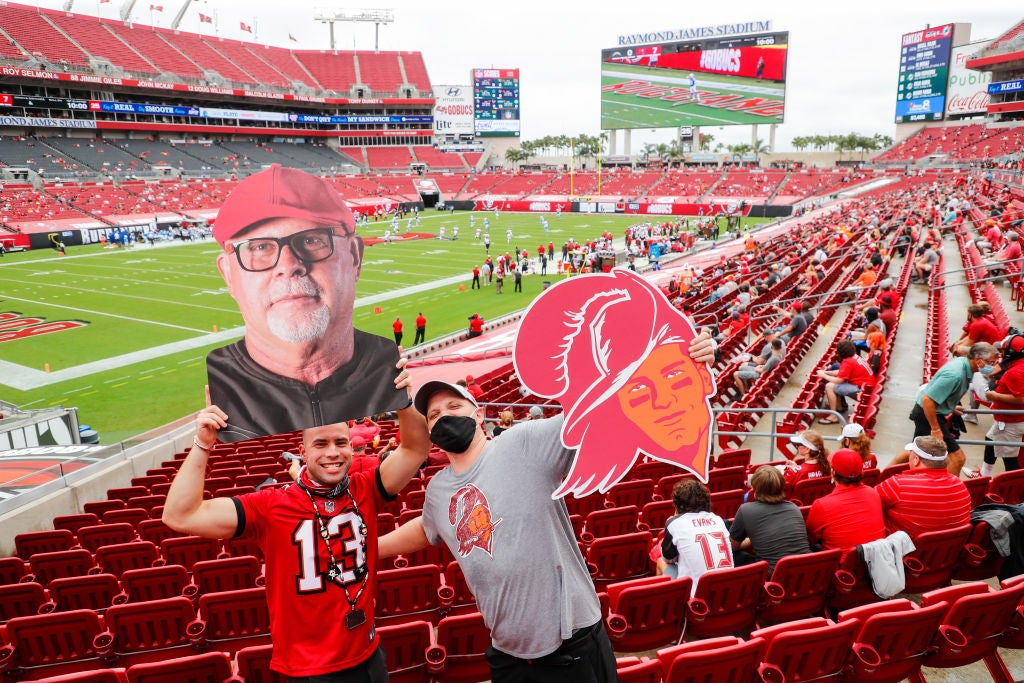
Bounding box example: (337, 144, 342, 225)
(377, 620, 433, 683)
(46, 574, 122, 613)
(117, 565, 190, 604)
(585, 531, 653, 591)
(427, 611, 491, 683)
(657, 636, 778, 682)
(376, 564, 447, 626)
(683, 561, 772, 641)
(837, 598, 950, 683)
(901, 524, 975, 594)
(758, 548, 842, 624)
(194, 587, 271, 654)
(0, 582, 48, 622)
(604, 575, 690, 651)
(94, 596, 201, 667)
(0, 609, 105, 678)
(752, 616, 877, 682)
(125, 651, 232, 683)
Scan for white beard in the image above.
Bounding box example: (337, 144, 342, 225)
(263, 277, 330, 343)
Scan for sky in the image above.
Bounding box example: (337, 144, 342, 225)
(29, 0, 1024, 153)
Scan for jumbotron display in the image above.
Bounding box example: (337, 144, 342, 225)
(600, 31, 789, 130)
(894, 23, 954, 124)
(473, 68, 520, 137)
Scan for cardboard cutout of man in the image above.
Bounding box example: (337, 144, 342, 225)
(207, 165, 408, 442)
(513, 267, 716, 497)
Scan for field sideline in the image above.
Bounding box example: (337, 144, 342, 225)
(1, 210, 748, 443)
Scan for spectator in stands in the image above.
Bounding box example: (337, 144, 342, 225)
(733, 338, 784, 395)
(840, 422, 877, 469)
(468, 313, 484, 338)
(527, 406, 544, 420)
(658, 480, 733, 593)
(769, 300, 813, 342)
(465, 375, 484, 400)
(349, 417, 381, 445)
(876, 291, 899, 333)
(950, 303, 1004, 356)
(875, 279, 900, 311)
(205, 165, 406, 441)
(379, 336, 715, 683)
(490, 409, 514, 437)
(729, 466, 810, 574)
(891, 342, 1001, 475)
(850, 307, 885, 347)
(347, 436, 382, 474)
(984, 232, 1022, 277)
(978, 334, 1024, 476)
(976, 219, 1004, 254)
(805, 449, 885, 554)
(816, 340, 875, 423)
(875, 436, 972, 539)
(911, 243, 940, 283)
(162, 382, 429, 681)
(782, 429, 830, 492)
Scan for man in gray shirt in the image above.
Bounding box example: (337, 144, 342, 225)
(378, 381, 615, 682)
(734, 338, 784, 395)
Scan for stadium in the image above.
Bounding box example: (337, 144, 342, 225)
(0, 1, 1023, 680)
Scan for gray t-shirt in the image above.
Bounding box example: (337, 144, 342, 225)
(729, 499, 810, 573)
(422, 416, 600, 658)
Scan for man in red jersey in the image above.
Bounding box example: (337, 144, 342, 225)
(163, 380, 429, 681)
(805, 449, 885, 555)
(875, 436, 972, 539)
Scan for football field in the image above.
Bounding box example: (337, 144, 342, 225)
(601, 62, 786, 129)
(1, 210, 687, 443)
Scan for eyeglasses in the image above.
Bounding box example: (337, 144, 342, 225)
(229, 227, 345, 272)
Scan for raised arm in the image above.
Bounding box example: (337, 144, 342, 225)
(162, 387, 241, 539)
(378, 516, 432, 559)
(378, 355, 431, 496)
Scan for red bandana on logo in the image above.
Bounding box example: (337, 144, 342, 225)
(449, 484, 501, 557)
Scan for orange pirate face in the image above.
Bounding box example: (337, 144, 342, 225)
(616, 342, 714, 454)
(513, 268, 717, 497)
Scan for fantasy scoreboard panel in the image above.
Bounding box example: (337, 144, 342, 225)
(473, 68, 520, 137)
(894, 23, 954, 124)
(600, 31, 789, 130)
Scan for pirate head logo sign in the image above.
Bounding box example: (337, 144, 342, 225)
(514, 268, 716, 498)
(449, 483, 502, 557)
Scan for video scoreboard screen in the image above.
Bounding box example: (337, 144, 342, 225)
(895, 23, 954, 124)
(600, 31, 789, 130)
(473, 68, 520, 137)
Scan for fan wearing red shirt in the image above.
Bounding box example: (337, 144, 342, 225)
(951, 304, 1004, 355)
(162, 381, 429, 680)
(806, 449, 885, 554)
(875, 436, 972, 539)
(817, 340, 875, 423)
(980, 336, 1024, 475)
(782, 430, 830, 495)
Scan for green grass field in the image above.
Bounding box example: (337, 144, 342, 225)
(1, 210, 705, 443)
(600, 62, 786, 129)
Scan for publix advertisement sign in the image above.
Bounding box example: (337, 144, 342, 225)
(946, 40, 992, 116)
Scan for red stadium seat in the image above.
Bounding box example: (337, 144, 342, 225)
(901, 524, 973, 594)
(0, 581, 48, 622)
(26, 549, 95, 586)
(629, 461, 678, 482)
(190, 555, 263, 595)
(714, 448, 752, 469)
(52, 513, 100, 536)
(117, 565, 189, 603)
(376, 565, 447, 626)
(753, 616, 878, 682)
(442, 561, 476, 616)
(426, 611, 491, 683)
(683, 561, 771, 641)
(758, 548, 842, 624)
(788, 477, 835, 507)
(159, 535, 222, 571)
(637, 500, 675, 533)
(615, 656, 662, 683)
(15, 529, 75, 559)
(102, 508, 149, 528)
(837, 598, 949, 683)
(952, 520, 1006, 582)
(94, 541, 160, 578)
(585, 531, 653, 591)
(915, 580, 1024, 679)
(582, 505, 640, 543)
(604, 575, 690, 651)
(47, 573, 123, 613)
(709, 489, 744, 521)
(657, 636, 777, 682)
(94, 596, 200, 667)
(985, 469, 1024, 504)
(0, 557, 28, 585)
(377, 620, 434, 683)
(707, 466, 746, 493)
(125, 651, 231, 683)
(194, 587, 271, 654)
(76, 523, 137, 553)
(136, 519, 185, 547)
(0, 609, 105, 678)
(604, 479, 655, 509)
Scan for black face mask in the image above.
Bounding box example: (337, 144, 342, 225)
(430, 415, 478, 453)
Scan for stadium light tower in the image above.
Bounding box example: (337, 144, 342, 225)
(171, 0, 197, 30)
(120, 0, 137, 23)
(315, 9, 394, 52)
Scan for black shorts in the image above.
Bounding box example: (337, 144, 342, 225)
(485, 622, 617, 683)
(910, 404, 960, 453)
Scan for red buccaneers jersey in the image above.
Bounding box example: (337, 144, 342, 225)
(236, 468, 386, 677)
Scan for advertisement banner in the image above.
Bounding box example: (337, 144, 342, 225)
(946, 40, 992, 116)
(433, 84, 475, 137)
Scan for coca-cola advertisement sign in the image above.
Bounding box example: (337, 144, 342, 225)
(946, 40, 992, 116)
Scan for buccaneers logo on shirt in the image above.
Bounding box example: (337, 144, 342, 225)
(449, 484, 501, 557)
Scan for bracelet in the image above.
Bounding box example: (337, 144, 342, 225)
(193, 436, 216, 452)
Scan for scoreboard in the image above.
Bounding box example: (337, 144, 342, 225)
(472, 68, 520, 137)
(895, 23, 954, 124)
